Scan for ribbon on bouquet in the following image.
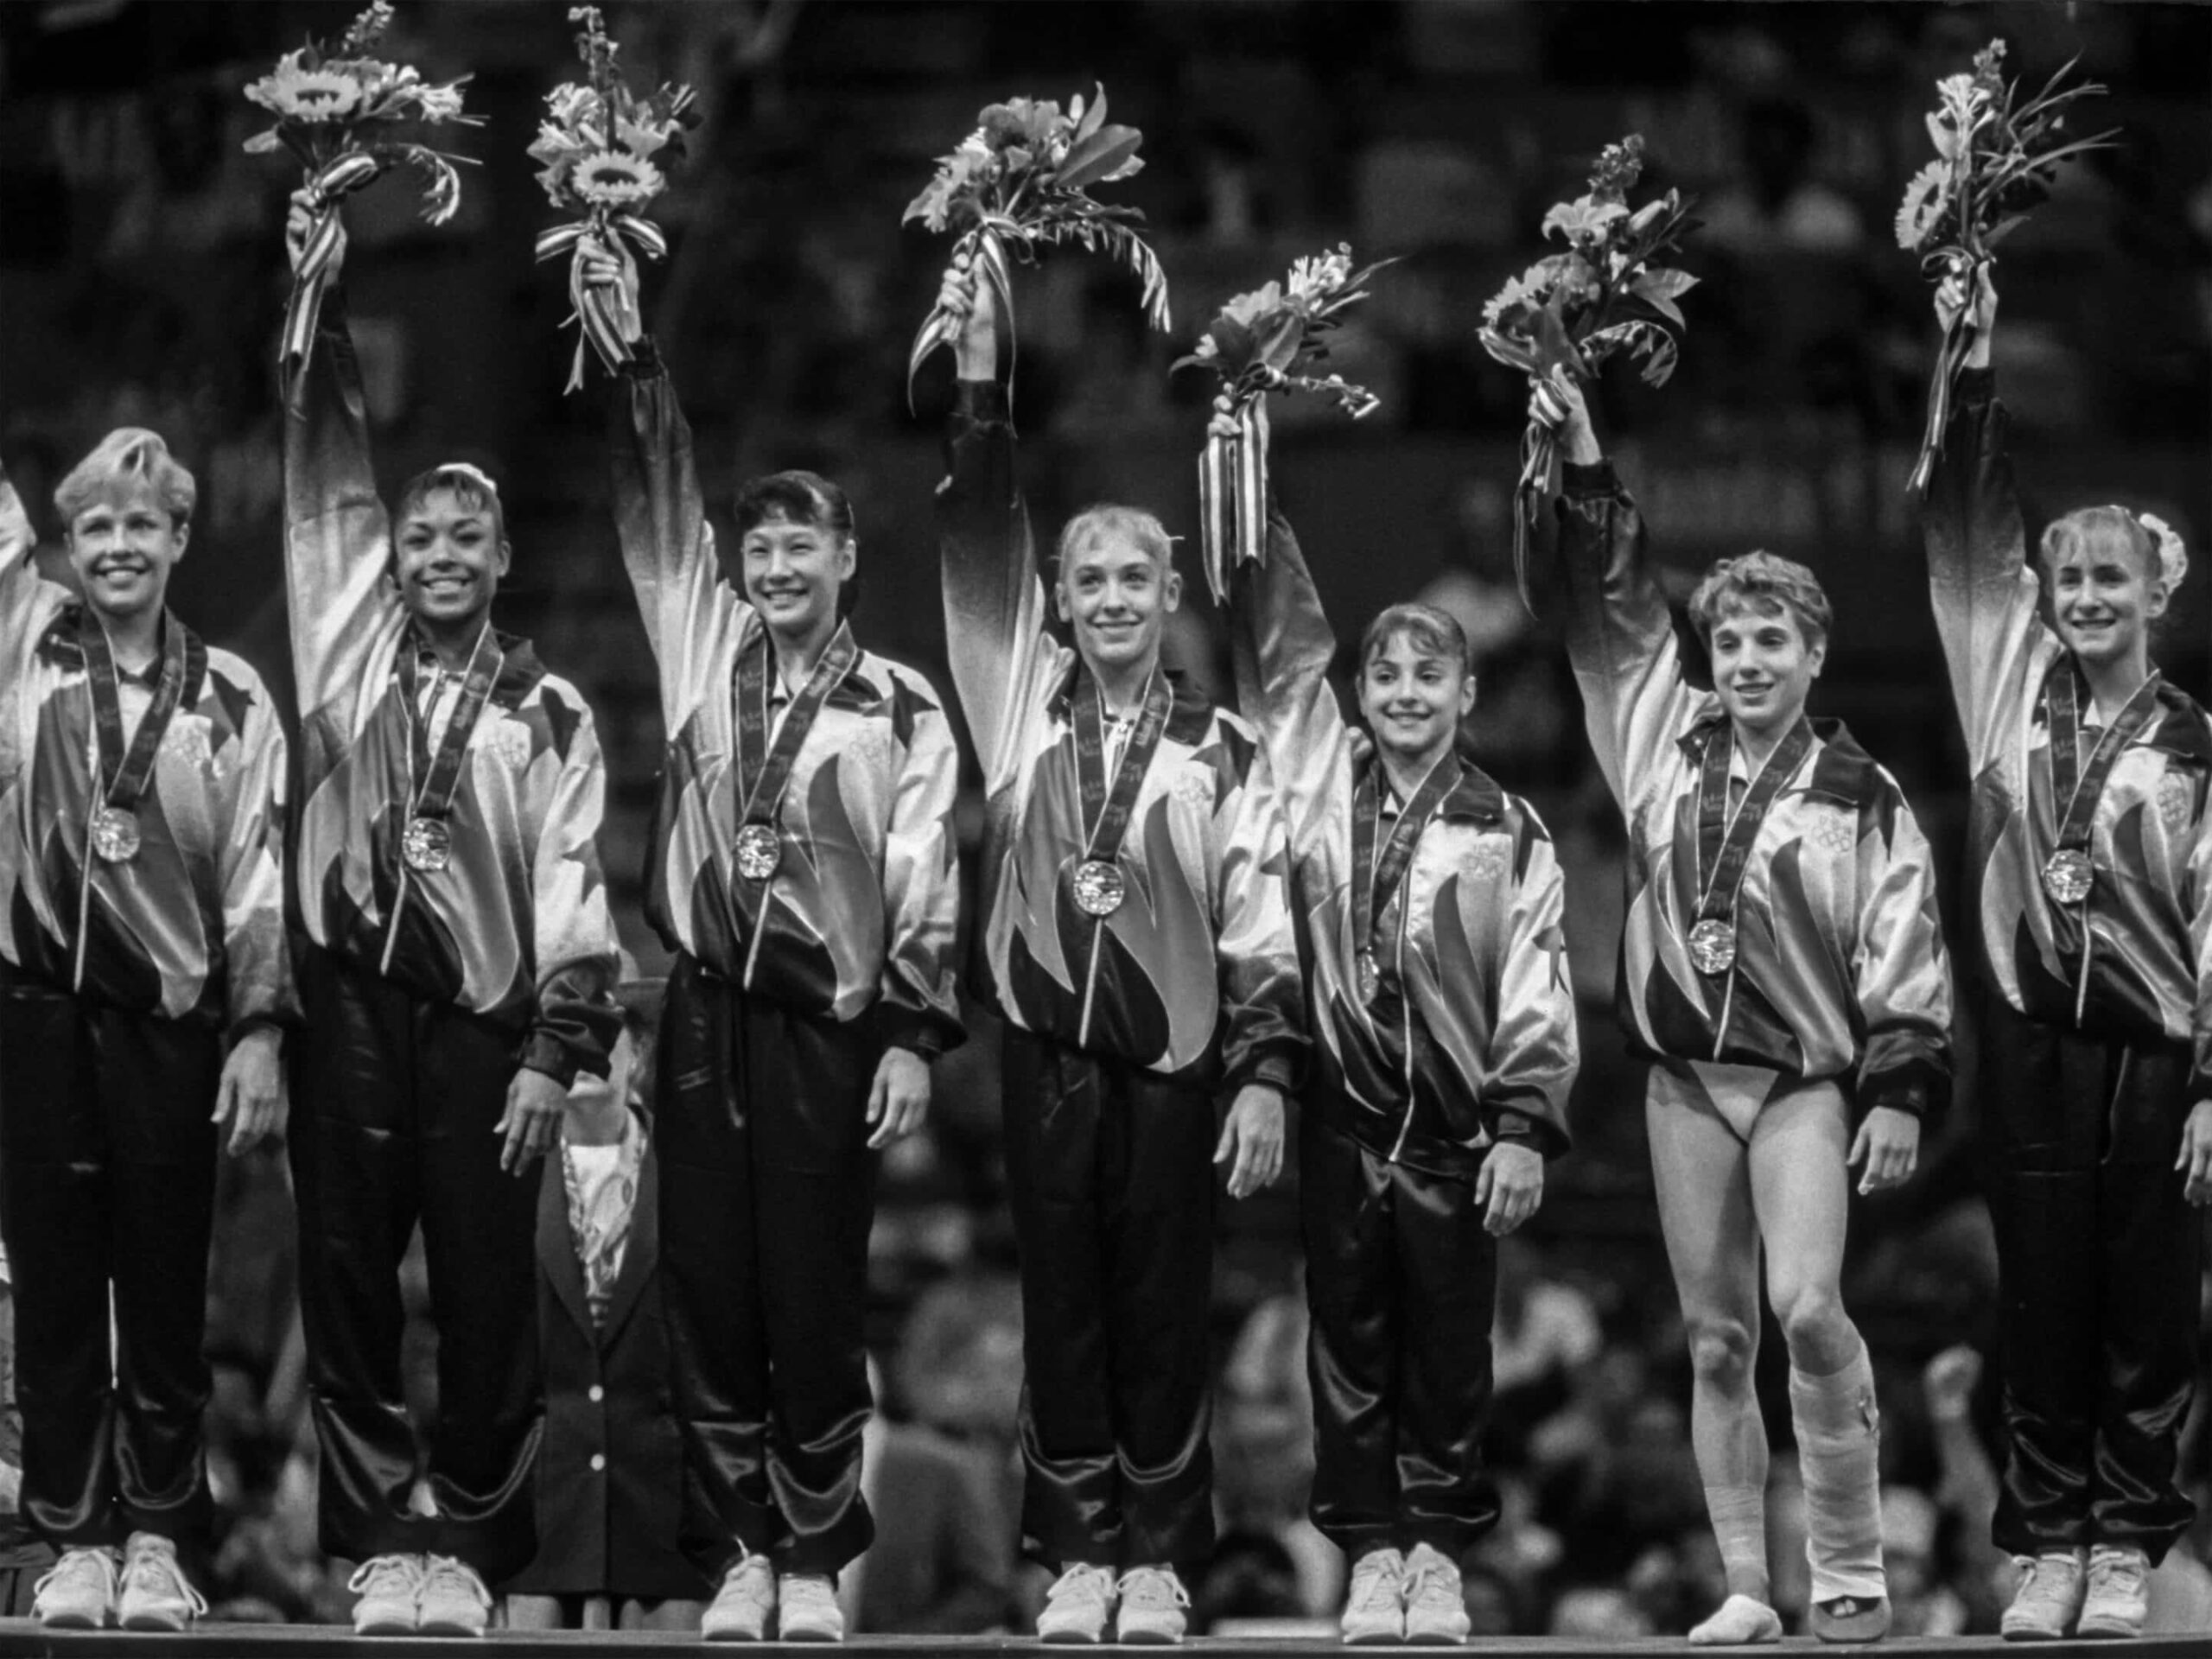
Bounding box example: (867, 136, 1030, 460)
(281, 150, 381, 365)
(908, 222, 1019, 410)
(1198, 391, 1270, 605)
(537, 210, 668, 394)
(1908, 254, 1986, 495)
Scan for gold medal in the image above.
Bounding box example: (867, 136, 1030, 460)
(734, 822, 782, 883)
(401, 815, 452, 874)
(1072, 858, 1126, 918)
(2042, 849, 2094, 906)
(1688, 918, 1738, 977)
(90, 805, 141, 863)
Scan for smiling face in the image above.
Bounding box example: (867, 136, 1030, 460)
(1707, 598, 1825, 743)
(395, 486, 507, 631)
(1357, 626, 1475, 772)
(66, 477, 188, 623)
(1056, 524, 1179, 677)
(2045, 514, 2165, 671)
(741, 511, 854, 645)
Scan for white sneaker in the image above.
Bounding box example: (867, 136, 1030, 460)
(347, 1553, 423, 1636)
(703, 1551, 777, 1642)
(34, 1545, 120, 1630)
(1038, 1563, 1118, 1643)
(416, 1554, 493, 1637)
(1402, 1542, 1471, 1645)
(2002, 1549, 2087, 1642)
(2078, 1544, 2150, 1640)
(117, 1532, 207, 1632)
(1341, 1548, 1406, 1644)
(779, 1572, 845, 1642)
(1115, 1565, 1190, 1645)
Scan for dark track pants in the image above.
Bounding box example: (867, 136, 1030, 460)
(1002, 1027, 1217, 1573)
(655, 953, 879, 1578)
(1300, 1111, 1501, 1560)
(1981, 993, 2202, 1564)
(289, 945, 542, 1579)
(0, 974, 219, 1548)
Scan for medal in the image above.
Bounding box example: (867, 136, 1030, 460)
(91, 805, 141, 863)
(735, 822, 782, 883)
(1357, 949, 1381, 1004)
(402, 815, 452, 874)
(2042, 848, 2094, 906)
(1351, 753, 1461, 1010)
(1072, 858, 1127, 918)
(1688, 918, 1738, 977)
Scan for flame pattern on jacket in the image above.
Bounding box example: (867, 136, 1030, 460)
(1227, 499, 1576, 1178)
(607, 353, 963, 1056)
(1558, 461, 1951, 1116)
(0, 468, 293, 1032)
(1923, 368, 2212, 1092)
(281, 296, 619, 1084)
(937, 382, 1305, 1089)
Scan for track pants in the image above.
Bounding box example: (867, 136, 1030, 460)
(655, 953, 880, 1578)
(1300, 1110, 1500, 1560)
(1002, 1027, 1217, 1573)
(0, 971, 219, 1548)
(1981, 992, 2202, 1564)
(289, 944, 542, 1579)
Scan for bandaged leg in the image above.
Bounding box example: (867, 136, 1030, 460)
(1789, 1339, 1885, 1605)
(1688, 1487, 1782, 1644)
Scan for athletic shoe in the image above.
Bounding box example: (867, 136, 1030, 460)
(1809, 1592, 1891, 1643)
(703, 1552, 777, 1642)
(1688, 1592, 1783, 1645)
(1115, 1566, 1190, 1645)
(2078, 1544, 2151, 1640)
(2001, 1550, 2087, 1642)
(34, 1546, 119, 1630)
(779, 1573, 845, 1642)
(1037, 1563, 1118, 1643)
(348, 1553, 423, 1636)
(416, 1554, 493, 1637)
(1401, 1542, 1471, 1645)
(118, 1532, 207, 1632)
(1340, 1548, 1406, 1644)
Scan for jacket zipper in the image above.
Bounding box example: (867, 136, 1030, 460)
(1076, 923, 1105, 1051)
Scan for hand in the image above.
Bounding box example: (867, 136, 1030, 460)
(2176, 1099, 2212, 1205)
(944, 250, 997, 381)
(212, 1026, 287, 1156)
(286, 187, 345, 283)
(577, 231, 644, 344)
(1936, 261, 1997, 370)
(496, 1066, 569, 1176)
(1529, 369, 1599, 465)
(866, 1046, 933, 1148)
(1922, 1344, 1983, 1421)
(1214, 1084, 1286, 1198)
(1475, 1141, 1544, 1235)
(1848, 1104, 1922, 1195)
(1208, 389, 1272, 452)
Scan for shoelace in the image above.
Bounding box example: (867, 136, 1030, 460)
(1049, 1565, 1117, 1605)
(1116, 1569, 1190, 1608)
(2088, 1553, 2145, 1592)
(347, 1556, 422, 1599)
(35, 1550, 117, 1599)
(124, 1548, 207, 1617)
(1348, 1560, 1402, 1611)
(421, 1554, 491, 1610)
(1403, 1560, 1458, 1606)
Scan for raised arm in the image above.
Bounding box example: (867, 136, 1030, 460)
(1481, 805, 1578, 1160)
(875, 676, 966, 1059)
(520, 690, 621, 1086)
(1547, 383, 1700, 816)
(592, 239, 741, 738)
(1917, 273, 2042, 762)
(1849, 774, 1953, 1124)
(0, 459, 48, 785)
(933, 267, 1062, 783)
(278, 204, 401, 728)
(1224, 402, 1350, 860)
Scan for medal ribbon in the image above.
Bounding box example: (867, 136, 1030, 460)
(2043, 661, 2163, 864)
(1693, 718, 1816, 931)
(1351, 749, 1461, 990)
(78, 609, 200, 814)
(398, 621, 505, 826)
(1074, 668, 1173, 870)
(734, 620, 860, 828)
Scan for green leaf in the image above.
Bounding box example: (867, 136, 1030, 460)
(1056, 125, 1142, 192)
(1076, 83, 1107, 143)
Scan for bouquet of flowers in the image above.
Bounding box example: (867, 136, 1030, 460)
(531, 6, 700, 393)
(1478, 136, 1697, 602)
(244, 1, 480, 365)
(1171, 245, 1396, 601)
(1896, 39, 2113, 491)
(904, 86, 1170, 404)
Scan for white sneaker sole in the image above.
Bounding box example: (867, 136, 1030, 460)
(1039, 1626, 1108, 1644)
(120, 1609, 194, 1633)
(1343, 1624, 1404, 1646)
(36, 1610, 109, 1630)
(353, 1612, 418, 1637)
(2075, 1614, 2145, 1641)
(416, 1617, 487, 1637)
(1116, 1625, 1185, 1645)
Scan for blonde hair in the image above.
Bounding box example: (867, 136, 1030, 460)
(54, 428, 195, 529)
(2041, 505, 2189, 594)
(1056, 503, 1176, 574)
(1688, 550, 1833, 648)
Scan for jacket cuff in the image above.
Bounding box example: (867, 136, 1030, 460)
(224, 1012, 293, 1051)
(622, 334, 664, 376)
(956, 379, 1009, 423)
(1226, 1039, 1302, 1098)
(519, 1030, 582, 1089)
(1955, 365, 1995, 409)
(879, 1002, 963, 1062)
(1487, 1099, 1570, 1160)
(1560, 458, 1621, 499)
(1861, 1056, 1948, 1123)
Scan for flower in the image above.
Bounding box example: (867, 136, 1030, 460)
(1542, 196, 1629, 248)
(1221, 281, 1284, 328)
(571, 149, 664, 207)
(1588, 135, 1646, 202)
(1893, 161, 1952, 251)
(245, 54, 366, 123)
(1286, 245, 1352, 303)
